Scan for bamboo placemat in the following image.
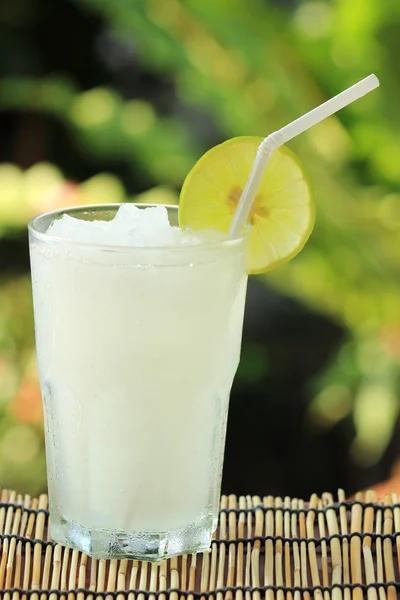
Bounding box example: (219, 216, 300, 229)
(0, 488, 400, 598)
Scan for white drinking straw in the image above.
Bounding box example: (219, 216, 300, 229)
(228, 74, 380, 238)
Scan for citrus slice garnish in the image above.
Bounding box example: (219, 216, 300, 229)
(178, 136, 314, 274)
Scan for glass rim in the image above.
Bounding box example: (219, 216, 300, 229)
(28, 203, 248, 253)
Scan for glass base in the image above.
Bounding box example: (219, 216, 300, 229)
(51, 514, 214, 561)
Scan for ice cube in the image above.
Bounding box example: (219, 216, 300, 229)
(115, 205, 173, 246)
(47, 214, 128, 246)
(109, 204, 173, 246)
(47, 214, 101, 241)
(135, 206, 170, 232)
(111, 203, 141, 227)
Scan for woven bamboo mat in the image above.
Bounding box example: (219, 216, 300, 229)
(1, 489, 400, 598)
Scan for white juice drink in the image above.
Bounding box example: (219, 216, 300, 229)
(29, 204, 248, 560)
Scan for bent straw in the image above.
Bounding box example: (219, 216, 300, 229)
(228, 74, 379, 238)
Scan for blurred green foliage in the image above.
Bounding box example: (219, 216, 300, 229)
(0, 0, 399, 493)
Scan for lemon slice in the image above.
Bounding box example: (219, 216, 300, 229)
(179, 136, 314, 274)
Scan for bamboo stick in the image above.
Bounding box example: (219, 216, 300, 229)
(263, 495, 274, 600)
(188, 554, 197, 600)
(23, 496, 38, 593)
(244, 496, 252, 600)
(274, 497, 284, 600)
(149, 561, 159, 600)
(159, 559, 167, 600)
(1, 491, 16, 600)
(97, 559, 107, 593)
(235, 496, 246, 600)
(350, 492, 363, 600)
(375, 500, 387, 600)
(392, 493, 400, 581)
(89, 557, 97, 592)
(306, 494, 322, 600)
(361, 490, 377, 600)
(128, 560, 139, 600)
(383, 496, 396, 600)
(251, 495, 263, 600)
(31, 494, 47, 600)
(322, 492, 342, 600)
(337, 490, 350, 600)
(226, 494, 237, 600)
(50, 544, 62, 600)
(6, 494, 20, 595)
(298, 499, 310, 600)
(170, 557, 179, 600)
(77, 553, 88, 600)
(209, 523, 219, 598)
(13, 494, 30, 600)
(283, 496, 292, 600)
(68, 549, 79, 594)
(216, 495, 228, 600)
(317, 499, 330, 600)
(41, 544, 52, 592)
(137, 559, 148, 600)
(107, 558, 119, 600)
(290, 499, 301, 600)
(5, 494, 22, 590)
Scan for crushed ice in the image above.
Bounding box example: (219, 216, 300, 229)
(47, 204, 225, 247)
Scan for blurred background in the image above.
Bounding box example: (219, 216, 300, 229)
(0, 0, 399, 498)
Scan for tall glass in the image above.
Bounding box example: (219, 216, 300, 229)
(29, 204, 248, 561)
